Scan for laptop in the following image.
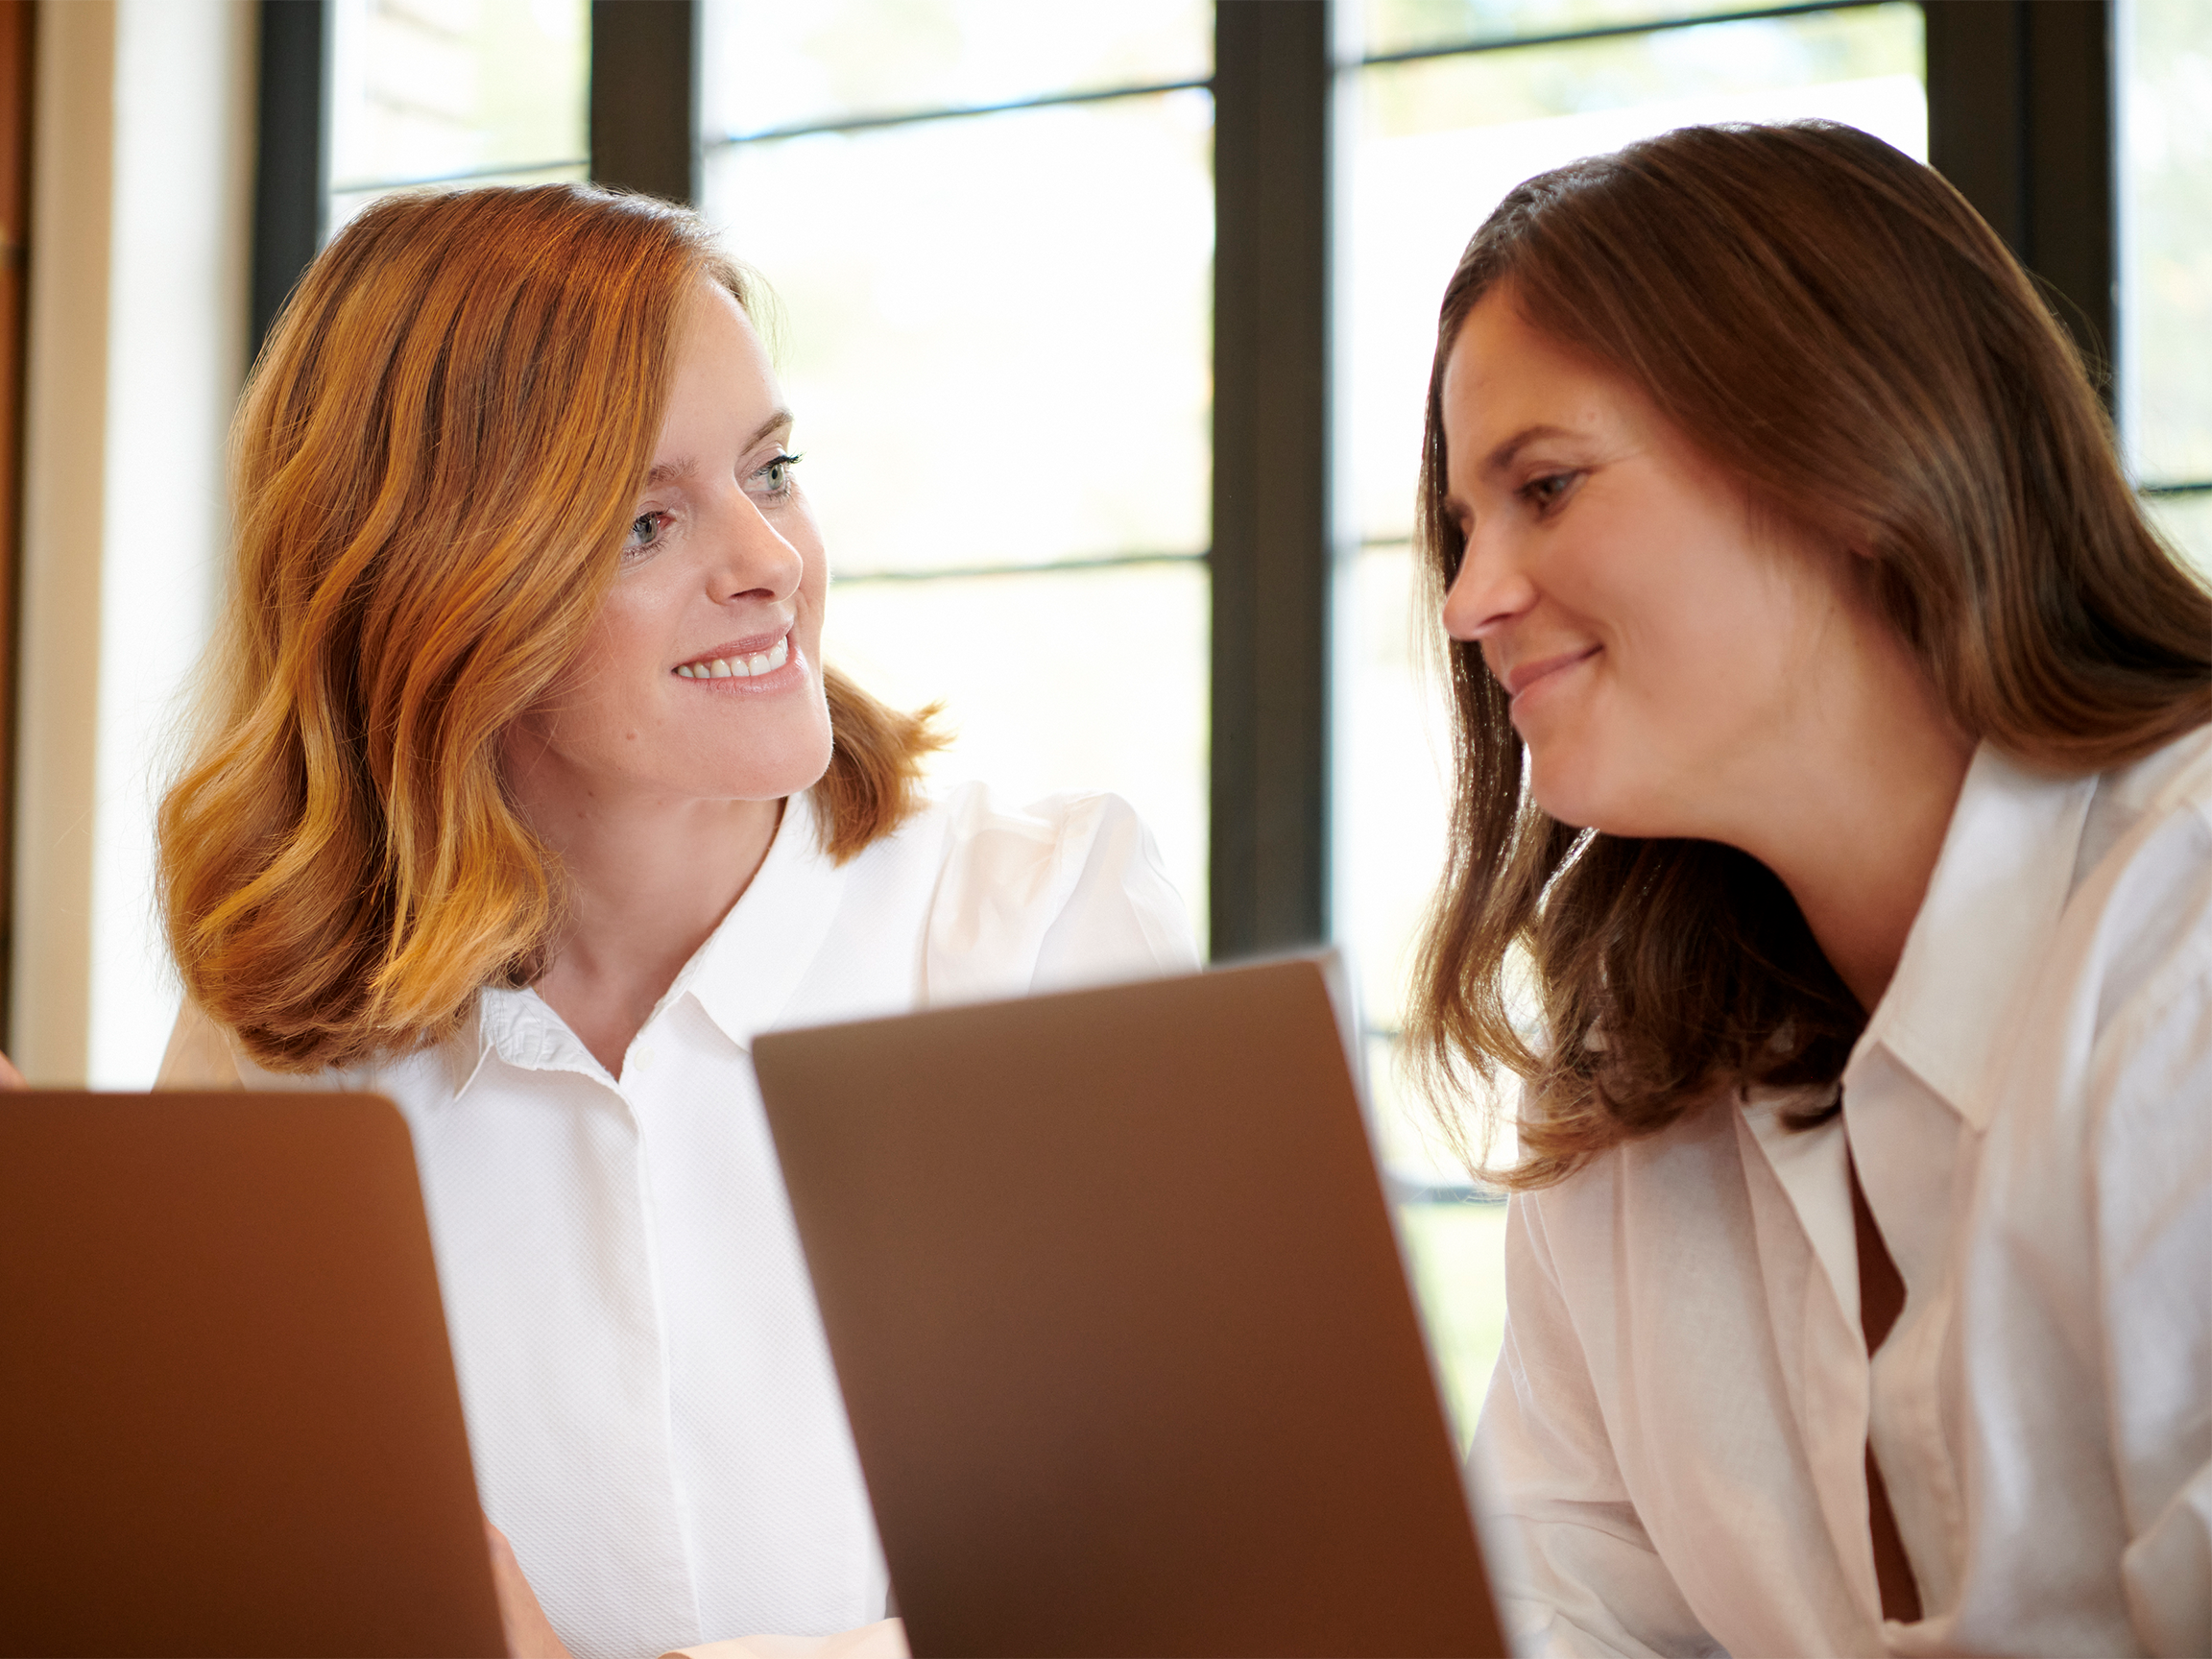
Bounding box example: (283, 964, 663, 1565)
(752, 954, 1509, 1658)
(0, 1091, 507, 1659)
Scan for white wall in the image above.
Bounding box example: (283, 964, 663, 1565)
(12, 0, 255, 1084)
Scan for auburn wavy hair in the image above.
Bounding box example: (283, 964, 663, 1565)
(1407, 121, 2212, 1189)
(158, 184, 941, 1074)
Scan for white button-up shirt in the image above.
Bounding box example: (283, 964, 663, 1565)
(162, 784, 1197, 1659)
(1475, 732, 2212, 1658)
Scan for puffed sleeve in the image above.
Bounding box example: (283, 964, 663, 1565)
(921, 786, 1198, 1004)
(1025, 791, 1200, 992)
(1474, 1190, 1720, 1659)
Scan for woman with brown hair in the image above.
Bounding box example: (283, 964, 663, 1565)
(1408, 121, 2210, 1655)
(154, 183, 1193, 1658)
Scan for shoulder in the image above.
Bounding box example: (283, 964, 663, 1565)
(2073, 722, 2212, 886)
(156, 1000, 372, 1094)
(1516, 1089, 1761, 1242)
(931, 780, 1161, 878)
(1978, 726, 2212, 1233)
(860, 780, 1165, 904)
(159, 998, 463, 1113)
(2067, 724, 2212, 1029)
(898, 781, 1199, 1001)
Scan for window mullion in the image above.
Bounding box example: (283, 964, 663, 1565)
(589, 0, 700, 204)
(1212, 0, 1333, 958)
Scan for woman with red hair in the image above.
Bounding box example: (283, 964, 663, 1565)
(156, 184, 1193, 1657)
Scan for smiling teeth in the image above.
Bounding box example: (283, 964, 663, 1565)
(676, 637, 789, 679)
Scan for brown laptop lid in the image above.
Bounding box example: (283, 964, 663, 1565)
(0, 1091, 506, 1658)
(754, 956, 1505, 1658)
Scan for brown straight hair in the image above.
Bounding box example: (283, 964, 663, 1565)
(1406, 121, 2212, 1188)
(159, 184, 941, 1074)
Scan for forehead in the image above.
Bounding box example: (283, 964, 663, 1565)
(655, 276, 784, 441)
(675, 276, 770, 375)
(1439, 290, 1627, 451)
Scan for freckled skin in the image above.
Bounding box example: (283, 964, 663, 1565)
(504, 280, 833, 810)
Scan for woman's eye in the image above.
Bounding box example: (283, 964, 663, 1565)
(1522, 471, 1579, 513)
(623, 510, 669, 557)
(749, 452, 804, 500)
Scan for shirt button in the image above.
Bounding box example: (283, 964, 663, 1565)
(632, 1045, 655, 1071)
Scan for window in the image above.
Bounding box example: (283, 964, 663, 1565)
(696, 1, 1214, 942)
(325, 0, 589, 234)
(2120, 0, 2212, 571)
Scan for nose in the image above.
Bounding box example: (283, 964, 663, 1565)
(1440, 518, 1537, 644)
(704, 483, 805, 605)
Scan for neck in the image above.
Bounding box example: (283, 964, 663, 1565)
(1727, 640, 1973, 1014)
(506, 758, 784, 1076)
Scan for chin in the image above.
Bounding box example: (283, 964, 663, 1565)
(1524, 749, 1661, 839)
(1529, 779, 1695, 843)
(750, 720, 836, 800)
(1524, 750, 1598, 831)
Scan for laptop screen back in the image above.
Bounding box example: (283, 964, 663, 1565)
(753, 956, 1505, 1658)
(0, 1091, 505, 1658)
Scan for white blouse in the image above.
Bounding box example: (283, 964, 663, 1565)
(159, 783, 1198, 1659)
(1475, 732, 2212, 1657)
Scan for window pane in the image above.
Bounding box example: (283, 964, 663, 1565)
(2147, 493, 2212, 585)
(702, 92, 1214, 576)
(1344, 4, 1926, 545)
(1397, 1200, 1511, 1445)
(327, 164, 589, 244)
(827, 564, 1210, 947)
(701, 0, 1210, 139)
(1362, 0, 1774, 60)
(1337, 545, 1451, 1036)
(326, 0, 588, 194)
(2120, 0, 2212, 576)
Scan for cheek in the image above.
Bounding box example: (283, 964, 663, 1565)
(1628, 609, 1827, 802)
(1584, 510, 1798, 708)
(795, 560, 830, 652)
(580, 580, 684, 691)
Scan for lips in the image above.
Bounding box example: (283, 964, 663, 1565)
(1501, 645, 1599, 703)
(674, 630, 791, 680)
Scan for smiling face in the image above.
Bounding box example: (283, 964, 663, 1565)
(1438, 287, 1864, 843)
(503, 276, 833, 815)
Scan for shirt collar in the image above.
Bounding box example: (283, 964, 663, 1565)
(471, 979, 607, 1085)
(1848, 742, 2097, 1131)
(444, 789, 850, 1090)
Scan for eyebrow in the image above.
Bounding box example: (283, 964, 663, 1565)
(644, 408, 795, 487)
(1438, 421, 1588, 527)
(1483, 422, 1579, 474)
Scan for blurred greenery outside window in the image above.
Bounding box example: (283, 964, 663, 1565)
(319, 0, 2208, 1447)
